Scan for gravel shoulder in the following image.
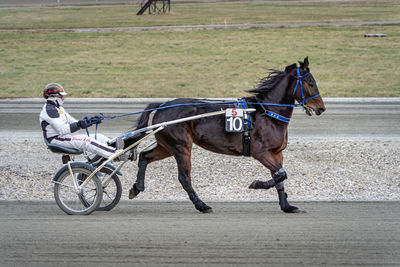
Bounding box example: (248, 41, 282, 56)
(1, 134, 399, 202)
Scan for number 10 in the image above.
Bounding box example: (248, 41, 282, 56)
(226, 116, 243, 132)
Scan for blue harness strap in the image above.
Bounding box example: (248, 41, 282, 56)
(239, 99, 252, 157)
(266, 111, 290, 123)
(81, 67, 322, 131)
(292, 67, 309, 105)
(83, 115, 105, 140)
(292, 66, 320, 105)
(240, 99, 252, 127)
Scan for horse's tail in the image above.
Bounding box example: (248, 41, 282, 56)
(136, 102, 164, 130)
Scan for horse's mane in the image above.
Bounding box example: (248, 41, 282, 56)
(247, 63, 296, 97)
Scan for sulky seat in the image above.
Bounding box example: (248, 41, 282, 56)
(44, 139, 83, 155)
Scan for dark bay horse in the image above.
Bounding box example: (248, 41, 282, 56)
(126, 57, 325, 213)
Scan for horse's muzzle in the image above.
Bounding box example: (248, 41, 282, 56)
(315, 107, 326, 116)
(304, 105, 326, 116)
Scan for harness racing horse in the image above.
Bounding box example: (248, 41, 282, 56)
(126, 57, 326, 213)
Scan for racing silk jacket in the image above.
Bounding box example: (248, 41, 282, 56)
(40, 100, 80, 140)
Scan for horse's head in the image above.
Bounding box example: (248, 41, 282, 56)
(286, 57, 326, 116)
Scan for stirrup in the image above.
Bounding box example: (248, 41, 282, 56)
(115, 137, 128, 161)
(116, 137, 124, 150)
(128, 147, 138, 161)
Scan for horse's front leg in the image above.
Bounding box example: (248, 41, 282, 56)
(248, 148, 287, 190)
(248, 167, 287, 190)
(249, 150, 300, 213)
(275, 182, 300, 213)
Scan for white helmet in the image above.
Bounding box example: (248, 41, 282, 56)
(43, 83, 67, 106)
(43, 83, 67, 99)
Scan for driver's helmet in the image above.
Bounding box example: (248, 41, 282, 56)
(43, 83, 67, 99)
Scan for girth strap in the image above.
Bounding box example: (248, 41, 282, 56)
(239, 99, 252, 157)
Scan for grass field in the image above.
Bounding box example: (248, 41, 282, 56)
(1, 1, 399, 29)
(0, 0, 399, 98)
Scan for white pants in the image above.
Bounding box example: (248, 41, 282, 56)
(51, 133, 116, 159)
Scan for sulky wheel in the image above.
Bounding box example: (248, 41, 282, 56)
(78, 166, 122, 211)
(95, 167, 122, 211)
(53, 162, 103, 215)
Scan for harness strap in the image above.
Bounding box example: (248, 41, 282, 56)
(239, 99, 252, 127)
(266, 111, 290, 123)
(82, 66, 319, 130)
(254, 97, 291, 123)
(238, 99, 252, 157)
(304, 93, 320, 102)
(293, 67, 311, 105)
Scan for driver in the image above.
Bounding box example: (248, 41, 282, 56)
(39, 83, 124, 160)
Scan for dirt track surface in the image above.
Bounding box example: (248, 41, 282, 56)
(1, 201, 399, 266)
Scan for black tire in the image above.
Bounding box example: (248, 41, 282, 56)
(53, 163, 103, 215)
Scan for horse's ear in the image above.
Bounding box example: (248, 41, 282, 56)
(303, 56, 309, 68)
(299, 57, 309, 70)
(285, 63, 297, 73)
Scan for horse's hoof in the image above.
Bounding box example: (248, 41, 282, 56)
(129, 184, 143, 199)
(128, 187, 139, 199)
(200, 207, 213, 213)
(249, 180, 263, 189)
(282, 205, 302, 213)
(195, 202, 213, 213)
(202, 207, 213, 213)
(128, 189, 136, 199)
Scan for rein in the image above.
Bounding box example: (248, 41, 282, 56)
(82, 66, 321, 137)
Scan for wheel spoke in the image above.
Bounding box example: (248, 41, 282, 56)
(54, 165, 102, 215)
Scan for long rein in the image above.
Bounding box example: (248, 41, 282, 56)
(84, 67, 319, 137)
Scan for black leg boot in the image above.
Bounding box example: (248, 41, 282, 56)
(276, 182, 301, 213)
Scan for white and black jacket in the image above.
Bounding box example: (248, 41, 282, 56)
(39, 100, 80, 141)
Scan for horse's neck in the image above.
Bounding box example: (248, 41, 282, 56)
(259, 75, 295, 119)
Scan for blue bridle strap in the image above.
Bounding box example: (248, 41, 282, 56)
(303, 93, 320, 103)
(292, 67, 311, 105)
(260, 67, 320, 123)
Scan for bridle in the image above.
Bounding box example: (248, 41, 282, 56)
(292, 67, 320, 106)
(248, 66, 321, 123)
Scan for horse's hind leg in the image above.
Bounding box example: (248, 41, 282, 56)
(174, 147, 213, 213)
(129, 145, 171, 199)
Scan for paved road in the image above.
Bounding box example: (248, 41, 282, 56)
(1, 98, 399, 138)
(0, 201, 399, 266)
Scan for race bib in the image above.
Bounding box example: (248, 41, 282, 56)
(225, 108, 244, 132)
